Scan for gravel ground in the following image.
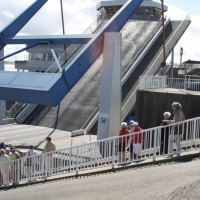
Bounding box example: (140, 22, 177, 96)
(1, 158, 200, 200)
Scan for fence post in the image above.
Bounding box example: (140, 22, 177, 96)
(76, 146, 79, 176)
(153, 129, 157, 162)
(17, 159, 20, 184)
(44, 154, 47, 180)
(112, 138, 115, 169)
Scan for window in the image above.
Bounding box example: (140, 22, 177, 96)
(47, 53, 53, 61)
(40, 53, 46, 60)
(35, 53, 41, 60)
(30, 53, 35, 60)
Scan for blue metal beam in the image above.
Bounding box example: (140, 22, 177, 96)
(1, 35, 93, 45)
(63, 0, 144, 90)
(0, 42, 41, 61)
(0, 0, 48, 50)
(0, 0, 144, 106)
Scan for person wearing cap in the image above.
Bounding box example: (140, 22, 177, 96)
(43, 137, 56, 176)
(9, 147, 21, 185)
(0, 149, 10, 186)
(118, 122, 129, 163)
(130, 122, 143, 161)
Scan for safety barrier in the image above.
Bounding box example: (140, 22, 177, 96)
(6, 102, 27, 118)
(139, 76, 200, 92)
(1, 116, 200, 185)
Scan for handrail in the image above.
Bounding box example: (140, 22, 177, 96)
(1, 116, 200, 185)
(139, 76, 200, 93)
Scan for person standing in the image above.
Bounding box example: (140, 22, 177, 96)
(130, 122, 143, 160)
(118, 122, 129, 163)
(0, 142, 6, 150)
(25, 145, 37, 182)
(9, 147, 21, 185)
(163, 102, 185, 158)
(43, 137, 56, 176)
(0, 149, 10, 186)
(160, 112, 171, 155)
(129, 120, 135, 132)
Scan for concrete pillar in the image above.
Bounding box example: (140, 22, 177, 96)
(0, 49, 6, 120)
(97, 32, 122, 140)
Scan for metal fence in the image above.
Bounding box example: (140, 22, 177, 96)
(6, 102, 28, 118)
(139, 76, 200, 92)
(1, 116, 200, 185)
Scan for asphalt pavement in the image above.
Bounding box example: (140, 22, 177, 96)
(1, 157, 200, 200)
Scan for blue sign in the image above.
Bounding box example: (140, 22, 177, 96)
(101, 118, 106, 123)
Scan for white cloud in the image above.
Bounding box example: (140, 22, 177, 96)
(166, 3, 200, 63)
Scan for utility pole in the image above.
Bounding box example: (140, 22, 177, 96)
(60, 0, 67, 54)
(160, 0, 166, 75)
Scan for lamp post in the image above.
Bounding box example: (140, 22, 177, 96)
(160, 0, 166, 74)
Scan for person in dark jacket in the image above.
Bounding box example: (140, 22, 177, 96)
(160, 112, 171, 155)
(0, 142, 6, 150)
(163, 102, 185, 158)
(118, 122, 129, 163)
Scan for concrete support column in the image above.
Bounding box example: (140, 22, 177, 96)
(97, 32, 122, 140)
(0, 49, 6, 120)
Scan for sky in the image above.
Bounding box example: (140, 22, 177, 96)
(0, 0, 199, 63)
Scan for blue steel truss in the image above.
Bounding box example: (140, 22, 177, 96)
(0, 0, 143, 106)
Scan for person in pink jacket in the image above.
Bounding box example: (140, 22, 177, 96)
(130, 122, 143, 160)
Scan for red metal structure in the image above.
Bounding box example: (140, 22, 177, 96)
(160, 0, 166, 70)
(60, 0, 67, 53)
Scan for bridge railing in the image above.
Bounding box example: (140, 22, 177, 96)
(1, 116, 200, 185)
(139, 76, 200, 92)
(6, 102, 28, 118)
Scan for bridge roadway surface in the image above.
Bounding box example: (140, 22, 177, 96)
(36, 20, 161, 131)
(0, 124, 97, 150)
(2, 156, 200, 199)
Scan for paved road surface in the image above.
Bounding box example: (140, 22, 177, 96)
(2, 159, 200, 199)
(0, 124, 97, 150)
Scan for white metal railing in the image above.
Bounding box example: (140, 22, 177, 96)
(1, 116, 200, 185)
(139, 76, 200, 93)
(6, 102, 28, 118)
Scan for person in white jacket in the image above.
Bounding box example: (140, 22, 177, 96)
(0, 149, 10, 186)
(25, 145, 37, 182)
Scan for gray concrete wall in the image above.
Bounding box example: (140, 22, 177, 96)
(136, 90, 200, 129)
